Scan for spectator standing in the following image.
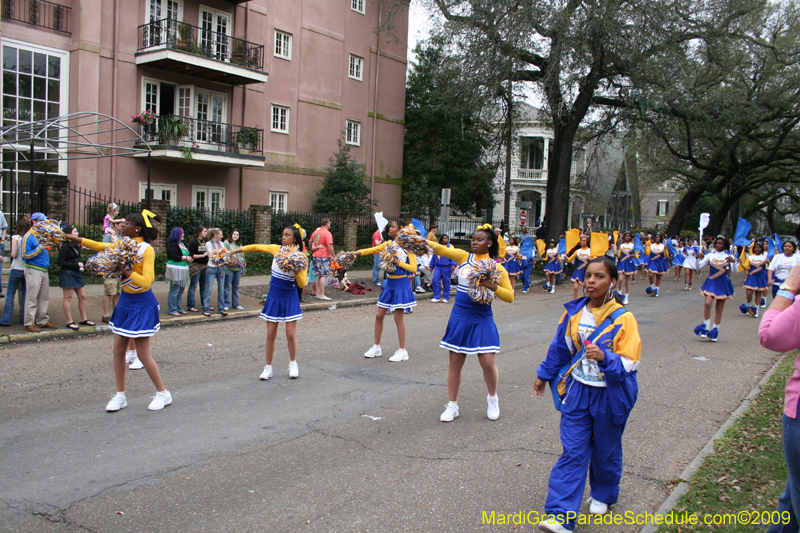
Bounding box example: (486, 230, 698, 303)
(58, 225, 94, 330)
(310, 218, 334, 300)
(22, 212, 58, 332)
(186, 226, 208, 312)
(427, 224, 439, 242)
(224, 229, 246, 310)
(101, 220, 123, 323)
(0, 207, 7, 297)
(519, 228, 536, 293)
(758, 262, 800, 533)
(768, 241, 800, 299)
(536, 219, 546, 241)
(371, 226, 383, 285)
(0, 217, 31, 326)
(204, 228, 227, 316)
(165, 227, 191, 316)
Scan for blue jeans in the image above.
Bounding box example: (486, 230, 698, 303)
(372, 254, 381, 284)
(167, 282, 185, 314)
(224, 268, 243, 308)
(521, 260, 533, 291)
(187, 267, 207, 310)
(769, 404, 800, 533)
(0, 243, 4, 290)
(0, 269, 26, 325)
(204, 266, 225, 313)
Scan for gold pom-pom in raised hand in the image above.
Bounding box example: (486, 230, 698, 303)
(467, 259, 503, 304)
(275, 245, 309, 274)
(84, 237, 141, 279)
(395, 225, 431, 256)
(380, 243, 402, 273)
(209, 248, 234, 268)
(334, 251, 357, 269)
(33, 219, 64, 248)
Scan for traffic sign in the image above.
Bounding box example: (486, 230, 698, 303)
(581, 212, 595, 219)
(519, 209, 527, 226)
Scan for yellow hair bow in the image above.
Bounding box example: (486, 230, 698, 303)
(476, 223, 493, 231)
(142, 209, 157, 228)
(293, 223, 306, 240)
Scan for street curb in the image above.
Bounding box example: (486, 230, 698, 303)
(639, 352, 788, 533)
(0, 278, 546, 345)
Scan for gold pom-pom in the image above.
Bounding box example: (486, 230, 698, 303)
(275, 245, 309, 274)
(395, 225, 431, 256)
(209, 248, 233, 268)
(334, 251, 357, 269)
(84, 237, 141, 279)
(380, 243, 402, 273)
(32, 219, 64, 248)
(467, 259, 503, 304)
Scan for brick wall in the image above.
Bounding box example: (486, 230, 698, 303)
(250, 205, 272, 244)
(44, 175, 69, 223)
(147, 199, 169, 252)
(344, 217, 358, 251)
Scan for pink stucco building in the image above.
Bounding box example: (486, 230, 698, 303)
(1, 0, 407, 217)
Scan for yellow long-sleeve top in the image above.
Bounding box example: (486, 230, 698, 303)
(359, 240, 417, 278)
(242, 244, 307, 288)
(567, 246, 593, 264)
(429, 243, 514, 303)
(82, 237, 154, 293)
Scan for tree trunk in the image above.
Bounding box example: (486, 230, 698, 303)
(666, 171, 719, 236)
(544, 128, 575, 242)
(503, 91, 513, 232)
(766, 206, 776, 234)
(624, 144, 641, 224)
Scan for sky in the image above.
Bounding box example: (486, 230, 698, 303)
(406, 2, 433, 65)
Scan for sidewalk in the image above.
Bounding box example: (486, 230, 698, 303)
(0, 270, 473, 344)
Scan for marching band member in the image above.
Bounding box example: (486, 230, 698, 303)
(567, 236, 593, 300)
(645, 234, 671, 297)
(694, 236, 736, 342)
(739, 242, 769, 318)
(543, 240, 562, 295)
(616, 232, 636, 304)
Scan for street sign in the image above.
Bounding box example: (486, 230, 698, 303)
(441, 188, 451, 206)
(581, 212, 595, 219)
(519, 209, 527, 226)
(515, 201, 532, 208)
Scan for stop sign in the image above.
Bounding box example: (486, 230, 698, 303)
(519, 209, 527, 226)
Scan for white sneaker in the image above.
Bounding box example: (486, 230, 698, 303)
(125, 350, 137, 364)
(234, 305, 245, 310)
(440, 402, 459, 422)
(430, 298, 441, 303)
(549, 287, 555, 294)
(522, 289, 528, 294)
(148, 390, 172, 411)
(288, 361, 299, 378)
(315, 295, 332, 301)
(588, 497, 609, 515)
(364, 345, 382, 358)
(128, 356, 144, 370)
(223, 307, 229, 311)
(623, 294, 629, 305)
(415, 286, 425, 293)
(106, 393, 127, 412)
(539, 516, 570, 533)
(389, 349, 408, 362)
(487, 394, 500, 420)
(260, 365, 274, 380)
(443, 299, 449, 303)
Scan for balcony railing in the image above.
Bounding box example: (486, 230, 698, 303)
(2, 0, 71, 35)
(139, 115, 263, 156)
(137, 18, 263, 71)
(517, 168, 547, 180)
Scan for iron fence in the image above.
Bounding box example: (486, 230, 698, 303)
(2, 0, 71, 35)
(67, 186, 140, 242)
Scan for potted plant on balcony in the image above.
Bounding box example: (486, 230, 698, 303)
(158, 115, 188, 145)
(236, 127, 259, 154)
(176, 22, 193, 51)
(131, 110, 157, 126)
(231, 38, 247, 66)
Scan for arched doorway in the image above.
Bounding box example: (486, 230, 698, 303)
(518, 190, 542, 227)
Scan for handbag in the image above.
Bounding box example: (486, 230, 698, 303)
(549, 308, 627, 411)
(189, 261, 207, 278)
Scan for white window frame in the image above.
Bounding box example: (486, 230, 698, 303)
(351, 0, 365, 14)
(139, 182, 178, 206)
(193, 186, 225, 211)
(274, 30, 292, 61)
(346, 120, 361, 146)
(270, 191, 288, 212)
(271, 105, 289, 134)
(657, 199, 669, 217)
(199, 5, 232, 61)
(349, 54, 364, 81)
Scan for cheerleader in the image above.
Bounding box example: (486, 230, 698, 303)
(534, 257, 641, 532)
(739, 242, 769, 318)
(543, 240, 562, 294)
(768, 241, 800, 300)
(64, 211, 171, 411)
(567, 236, 593, 300)
(682, 237, 701, 290)
(693, 236, 736, 342)
(228, 226, 306, 379)
(672, 238, 685, 281)
(430, 234, 457, 303)
(503, 236, 522, 294)
(616, 232, 636, 304)
(645, 234, 671, 297)
(429, 225, 514, 422)
(351, 220, 417, 362)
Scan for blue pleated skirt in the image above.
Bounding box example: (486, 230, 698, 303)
(440, 291, 499, 354)
(261, 284, 302, 323)
(544, 260, 562, 274)
(618, 257, 637, 274)
(109, 290, 161, 338)
(647, 257, 671, 273)
(377, 276, 417, 312)
(504, 259, 522, 274)
(743, 270, 769, 291)
(700, 275, 735, 299)
(571, 266, 587, 283)
(672, 253, 685, 267)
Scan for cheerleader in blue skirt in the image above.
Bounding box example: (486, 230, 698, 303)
(428, 225, 514, 422)
(616, 232, 637, 304)
(567, 235, 594, 300)
(672, 238, 685, 282)
(683, 238, 701, 290)
(229, 226, 306, 380)
(352, 220, 417, 362)
(645, 234, 671, 297)
(739, 241, 769, 318)
(544, 240, 562, 294)
(430, 234, 457, 303)
(64, 211, 171, 412)
(693, 236, 736, 342)
(503, 236, 522, 294)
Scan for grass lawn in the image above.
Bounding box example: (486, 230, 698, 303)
(657, 352, 797, 532)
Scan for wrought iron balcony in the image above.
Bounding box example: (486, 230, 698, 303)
(135, 115, 264, 167)
(2, 0, 71, 35)
(136, 18, 268, 85)
(517, 169, 547, 180)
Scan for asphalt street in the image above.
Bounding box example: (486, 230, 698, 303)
(0, 278, 781, 532)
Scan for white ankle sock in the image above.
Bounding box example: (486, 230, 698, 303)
(713, 323, 720, 330)
(704, 319, 712, 329)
